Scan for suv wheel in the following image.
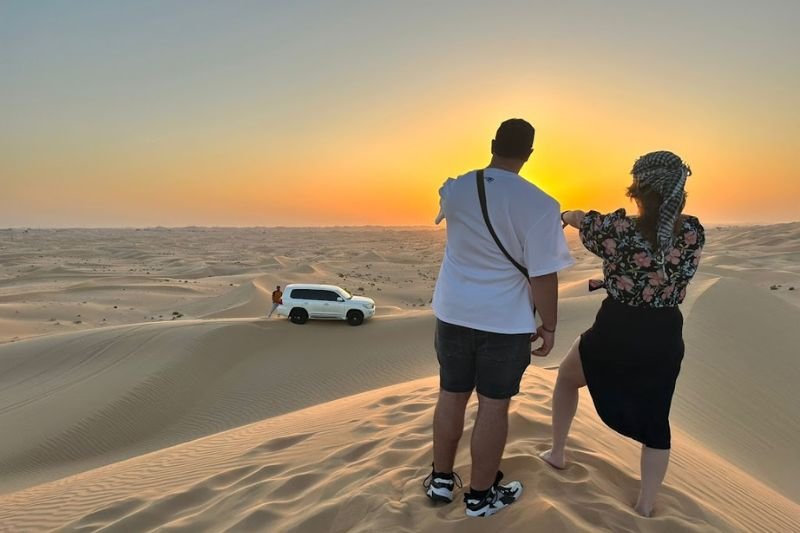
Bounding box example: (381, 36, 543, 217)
(346, 310, 364, 326)
(290, 308, 308, 324)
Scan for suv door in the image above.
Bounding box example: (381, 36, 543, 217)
(289, 288, 313, 314)
(300, 289, 324, 318)
(283, 289, 311, 314)
(316, 289, 345, 318)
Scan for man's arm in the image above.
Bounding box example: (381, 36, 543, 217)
(523, 203, 574, 356)
(530, 272, 558, 357)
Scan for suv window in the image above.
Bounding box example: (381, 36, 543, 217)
(318, 290, 341, 302)
(290, 288, 312, 299)
(289, 288, 342, 301)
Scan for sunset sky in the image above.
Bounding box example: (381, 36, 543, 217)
(2, 1, 798, 227)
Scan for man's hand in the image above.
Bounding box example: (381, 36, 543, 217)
(531, 326, 555, 357)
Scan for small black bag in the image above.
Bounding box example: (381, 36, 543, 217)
(476, 169, 529, 280)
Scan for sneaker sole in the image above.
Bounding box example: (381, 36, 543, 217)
(426, 490, 453, 504)
(465, 485, 524, 517)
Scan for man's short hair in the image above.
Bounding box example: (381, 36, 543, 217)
(492, 118, 535, 159)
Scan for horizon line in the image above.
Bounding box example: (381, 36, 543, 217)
(2, 220, 799, 231)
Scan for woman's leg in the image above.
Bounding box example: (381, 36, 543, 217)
(540, 338, 586, 469)
(635, 445, 670, 517)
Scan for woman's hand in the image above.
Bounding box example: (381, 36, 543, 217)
(561, 210, 586, 229)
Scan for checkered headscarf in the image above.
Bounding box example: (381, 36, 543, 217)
(631, 151, 691, 253)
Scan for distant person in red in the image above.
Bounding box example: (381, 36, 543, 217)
(268, 286, 282, 318)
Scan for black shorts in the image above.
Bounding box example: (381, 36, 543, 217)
(435, 319, 532, 400)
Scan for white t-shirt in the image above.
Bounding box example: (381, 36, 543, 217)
(432, 168, 574, 334)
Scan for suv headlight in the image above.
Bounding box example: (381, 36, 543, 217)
(362, 302, 374, 309)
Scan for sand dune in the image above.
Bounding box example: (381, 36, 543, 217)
(674, 277, 800, 499)
(356, 250, 387, 262)
(0, 224, 798, 531)
(289, 262, 322, 274)
(0, 314, 441, 496)
(0, 372, 797, 532)
(180, 279, 273, 319)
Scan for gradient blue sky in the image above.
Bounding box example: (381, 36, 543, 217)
(2, 1, 798, 226)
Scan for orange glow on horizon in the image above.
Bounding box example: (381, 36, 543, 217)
(4, 71, 798, 227)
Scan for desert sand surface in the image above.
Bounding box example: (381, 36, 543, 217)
(0, 223, 798, 532)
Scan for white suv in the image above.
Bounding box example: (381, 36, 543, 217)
(276, 284, 376, 326)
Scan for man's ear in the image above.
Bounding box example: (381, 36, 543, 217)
(490, 139, 497, 156)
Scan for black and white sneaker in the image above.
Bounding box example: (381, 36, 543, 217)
(463, 471, 523, 517)
(423, 464, 463, 504)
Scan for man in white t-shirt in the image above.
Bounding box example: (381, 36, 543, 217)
(422, 119, 574, 517)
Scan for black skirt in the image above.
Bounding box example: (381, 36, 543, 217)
(579, 297, 684, 449)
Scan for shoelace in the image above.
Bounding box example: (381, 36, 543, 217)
(422, 469, 463, 490)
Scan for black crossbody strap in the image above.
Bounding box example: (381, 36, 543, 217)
(476, 169, 530, 279)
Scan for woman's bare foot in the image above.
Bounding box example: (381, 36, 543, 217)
(538, 449, 566, 470)
(634, 501, 654, 517)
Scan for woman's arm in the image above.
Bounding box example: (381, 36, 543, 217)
(560, 210, 586, 229)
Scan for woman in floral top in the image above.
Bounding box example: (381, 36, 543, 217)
(539, 151, 705, 517)
(582, 208, 704, 307)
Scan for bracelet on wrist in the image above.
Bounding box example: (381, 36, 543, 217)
(542, 325, 556, 333)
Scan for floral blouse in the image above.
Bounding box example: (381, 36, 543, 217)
(580, 209, 705, 308)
